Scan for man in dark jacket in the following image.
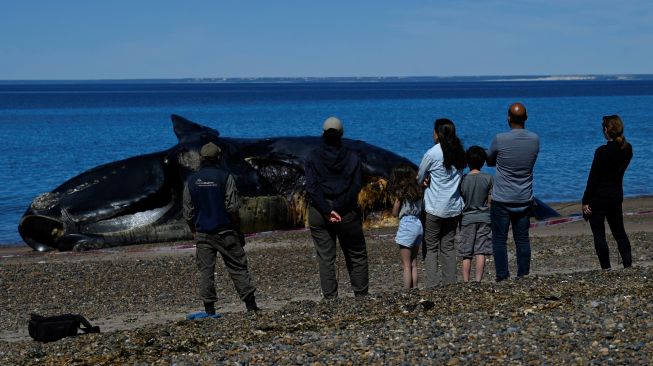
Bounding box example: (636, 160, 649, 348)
(183, 142, 259, 315)
(305, 117, 369, 299)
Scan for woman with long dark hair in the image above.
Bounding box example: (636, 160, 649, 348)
(417, 118, 466, 286)
(582, 115, 633, 269)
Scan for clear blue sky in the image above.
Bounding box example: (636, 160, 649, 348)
(1, 0, 651, 79)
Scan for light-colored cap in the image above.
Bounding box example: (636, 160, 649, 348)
(322, 116, 343, 133)
(200, 142, 222, 158)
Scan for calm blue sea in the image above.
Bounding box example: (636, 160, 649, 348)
(1, 80, 652, 245)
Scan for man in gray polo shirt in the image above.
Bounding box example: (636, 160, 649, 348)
(486, 102, 539, 281)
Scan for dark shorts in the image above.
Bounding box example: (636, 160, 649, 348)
(457, 222, 492, 257)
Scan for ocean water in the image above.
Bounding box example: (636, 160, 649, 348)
(1, 80, 652, 245)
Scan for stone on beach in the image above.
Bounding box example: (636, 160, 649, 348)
(1, 221, 652, 364)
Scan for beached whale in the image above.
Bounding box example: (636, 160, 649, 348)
(18, 114, 559, 252)
(18, 115, 416, 251)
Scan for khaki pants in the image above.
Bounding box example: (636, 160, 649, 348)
(424, 213, 459, 287)
(195, 231, 256, 304)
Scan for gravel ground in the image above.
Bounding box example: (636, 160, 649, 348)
(1, 227, 652, 364)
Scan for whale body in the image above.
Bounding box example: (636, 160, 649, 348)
(18, 115, 416, 251)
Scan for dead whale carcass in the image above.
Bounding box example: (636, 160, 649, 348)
(18, 115, 415, 251)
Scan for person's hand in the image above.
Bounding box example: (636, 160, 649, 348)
(422, 175, 430, 188)
(582, 205, 592, 216)
(329, 210, 342, 223)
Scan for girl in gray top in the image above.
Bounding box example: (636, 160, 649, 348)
(390, 164, 424, 289)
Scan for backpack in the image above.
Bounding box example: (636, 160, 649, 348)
(28, 313, 100, 343)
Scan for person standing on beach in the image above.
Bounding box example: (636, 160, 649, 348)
(582, 115, 633, 269)
(305, 117, 369, 299)
(183, 142, 259, 316)
(458, 146, 493, 282)
(390, 164, 424, 289)
(486, 102, 539, 281)
(417, 118, 466, 287)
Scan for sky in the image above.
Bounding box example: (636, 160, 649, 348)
(1, 0, 651, 79)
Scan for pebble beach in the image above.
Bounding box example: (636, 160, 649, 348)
(1, 197, 652, 365)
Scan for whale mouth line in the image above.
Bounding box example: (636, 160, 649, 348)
(84, 200, 176, 233)
(18, 215, 65, 251)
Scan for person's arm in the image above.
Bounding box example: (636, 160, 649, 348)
(224, 174, 241, 230)
(487, 176, 493, 208)
(304, 156, 332, 215)
(582, 148, 603, 213)
(392, 198, 401, 217)
(459, 174, 466, 198)
(486, 137, 498, 167)
(417, 151, 432, 185)
(182, 183, 195, 233)
(224, 174, 247, 245)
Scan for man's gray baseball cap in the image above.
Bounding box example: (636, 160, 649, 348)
(200, 142, 221, 158)
(322, 117, 343, 133)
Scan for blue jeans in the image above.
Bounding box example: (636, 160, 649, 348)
(491, 201, 532, 281)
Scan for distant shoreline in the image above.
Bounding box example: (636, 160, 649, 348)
(1, 74, 653, 84)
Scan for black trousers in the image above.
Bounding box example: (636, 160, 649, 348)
(588, 204, 632, 269)
(308, 206, 369, 299)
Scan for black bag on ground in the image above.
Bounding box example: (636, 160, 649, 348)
(28, 313, 100, 343)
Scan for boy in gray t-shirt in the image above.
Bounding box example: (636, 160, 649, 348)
(458, 146, 493, 282)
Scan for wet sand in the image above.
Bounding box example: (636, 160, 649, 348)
(1, 197, 652, 364)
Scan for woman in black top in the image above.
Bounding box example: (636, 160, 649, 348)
(582, 115, 633, 269)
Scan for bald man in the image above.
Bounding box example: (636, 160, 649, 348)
(486, 102, 540, 282)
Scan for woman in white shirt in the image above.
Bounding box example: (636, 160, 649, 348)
(417, 118, 466, 287)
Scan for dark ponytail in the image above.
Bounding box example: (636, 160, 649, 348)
(615, 135, 627, 149)
(603, 115, 631, 152)
(435, 118, 466, 170)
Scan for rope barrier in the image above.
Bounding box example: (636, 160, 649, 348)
(530, 208, 653, 229)
(529, 215, 584, 228)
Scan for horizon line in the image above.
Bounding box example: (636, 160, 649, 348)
(1, 73, 653, 83)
